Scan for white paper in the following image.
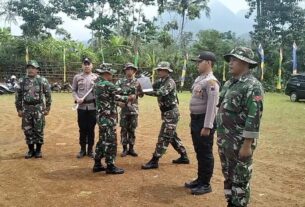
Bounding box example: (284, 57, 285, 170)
(137, 77, 153, 92)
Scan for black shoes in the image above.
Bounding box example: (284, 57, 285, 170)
(184, 179, 200, 189)
(87, 146, 94, 158)
(25, 144, 35, 159)
(128, 144, 138, 157)
(92, 159, 106, 173)
(77, 145, 86, 158)
(172, 154, 190, 164)
(191, 184, 212, 195)
(35, 144, 42, 158)
(141, 156, 159, 170)
(121, 145, 128, 157)
(106, 164, 125, 174)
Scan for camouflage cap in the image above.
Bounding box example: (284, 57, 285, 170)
(26, 60, 40, 69)
(154, 61, 173, 73)
(224, 47, 258, 68)
(124, 62, 138, 71)
(95, 68, 117, 75)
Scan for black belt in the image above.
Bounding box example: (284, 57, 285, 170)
(160, 105, 176, 113)
(83, 99, 95, 104)
(24, 102, 42, 106)
(190, 113, 205, 119)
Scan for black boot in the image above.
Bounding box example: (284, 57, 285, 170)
(121, 145, 128, 157)
(35, 143, 42, 158)
(172, 153, 190, 164)
(92, 159, 106, 173)
(141, 156, 159, 170)
(184, 178, 200, 189)
(25, 144, 35, 159)
(128, 144, 138, 157)
(77, 145, 86, 159)
(191, 184, 212, 195)
(87, 145, 94, 158)
(106, 164, 125, 174)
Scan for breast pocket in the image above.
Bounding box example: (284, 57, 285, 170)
(223, 91, 243, 113)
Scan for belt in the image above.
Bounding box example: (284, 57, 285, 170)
(190, 113, 205, 119)
(160, 105, 176, 113)
(83, 99, 95, 104)
(24, 102, 42, 106)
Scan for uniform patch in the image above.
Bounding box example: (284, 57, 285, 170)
(253, 96, 263, 101)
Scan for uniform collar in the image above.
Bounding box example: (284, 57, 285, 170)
(231, 72, 251, 83)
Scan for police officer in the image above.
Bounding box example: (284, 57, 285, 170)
(15, 60, 52, 159)
(93, 67, 135, 174)
(184, 52, 220, 195)
(217, 47, 264, 207)
(116, 63, 143, 157)
(72, 57, 98, 158)
(142, 61, 189, 170)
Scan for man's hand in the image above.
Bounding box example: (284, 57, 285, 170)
(76, 98, 84, 104)
(200, 128, 211, 137)
(18, 110, 23, 118)
(44, 111, 49, 116)
(117, 102, 126, 108)
(128, 95, 136, 102)
(239, 138, 253, 160)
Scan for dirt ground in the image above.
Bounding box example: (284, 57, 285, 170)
(0, 93, 304, 207)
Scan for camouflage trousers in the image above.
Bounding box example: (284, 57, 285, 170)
(120, 113, 138, 145)
(22, 105, 45, 145)
(95, 124, 117, 165)
(153, 108, 187, 158)
(218, 139, 257, 207)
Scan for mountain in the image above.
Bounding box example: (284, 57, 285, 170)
(158, 0, 255, 37)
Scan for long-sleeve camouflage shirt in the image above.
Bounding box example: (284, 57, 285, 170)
(15, 75, 52, 112)
(115, 77, 142, 115)
(146, 75, 178, 112)
(216, 72, 264, 148)
(95, 77, 132, 127)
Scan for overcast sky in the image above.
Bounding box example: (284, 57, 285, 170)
(1, 0, 300, 41)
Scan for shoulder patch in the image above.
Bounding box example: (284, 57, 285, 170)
(208, 79, 217, 86)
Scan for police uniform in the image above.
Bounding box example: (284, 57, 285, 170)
(185, 52, 220, 195)
(15, 60, 52, 159)
(72, 58, 98, 158)
(217, 47, 264, 207)
(142, 61, 189, 170)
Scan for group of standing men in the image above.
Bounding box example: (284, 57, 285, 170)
(15, 46, 264, 207)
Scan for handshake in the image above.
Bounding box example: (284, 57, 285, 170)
(114, 94, 136, 102)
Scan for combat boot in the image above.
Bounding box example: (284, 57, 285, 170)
(87, 145, 94, 158)
(184, 178, 200, 189)
(77, 145, 86, 159)
(191, 184, 212, 195)
(92, 159, 106, 173)
(121, 145, 128, 157)
(35, 143, 43, 158)
(128, 144, 138, 157)
(172, 153, 190, 164)
(141, 156, 159, 170)
(25, 144, 35, 159)
(106, 164, 125, 174)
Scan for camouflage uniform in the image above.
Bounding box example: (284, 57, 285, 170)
(15, 64, 51, 145)
(94, 74, 132, 166)
(217, 47, 264, 207)
(116, 75, 141, 146)
(146, 65, 187, 158)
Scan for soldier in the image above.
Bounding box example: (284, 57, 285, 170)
(15, 60, 52, 159)
(217, 47, 264, 207)
(142, 61, 189, 170)
(116, 63, 143, 157)
(184, 52, 220, 195)
(93, 67, 135, 174)
(72, 57, 98, 158)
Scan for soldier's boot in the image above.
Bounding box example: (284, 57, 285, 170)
(120, 145, 128, 157)
(87, 145, 94, 158)
(141, 156, 159, 170)
(128, 144, 138, 157)
(35, 144, 43, 158)
(76, 145, 86, 159)
(25, 144, 35, 159)
(92, 159, 106, 173)
(106, 164, 125, 174)
(191, 184, 212, 195)
(184, 178, 200, 189)
(172, 153, 190, 164)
